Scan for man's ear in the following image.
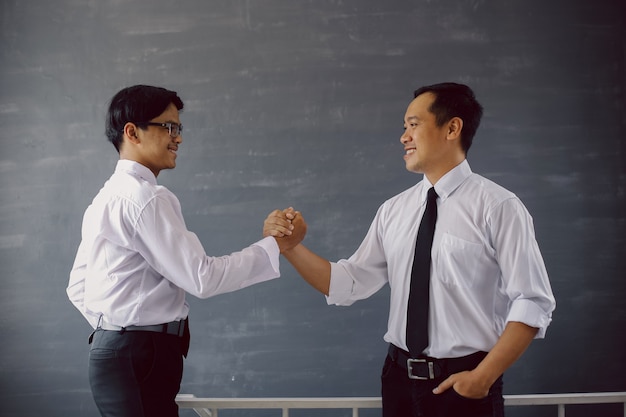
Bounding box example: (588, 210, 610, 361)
(123, 122, 141, 144)
(446, 117, 463, 140)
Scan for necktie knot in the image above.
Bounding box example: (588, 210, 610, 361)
(427, 187, 438, 203)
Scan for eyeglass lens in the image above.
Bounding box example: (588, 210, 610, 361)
(169, 123, 182, 137)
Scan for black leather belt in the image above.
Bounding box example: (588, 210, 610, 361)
(99, 318, 187, 337)
(388, 344, 487, 380)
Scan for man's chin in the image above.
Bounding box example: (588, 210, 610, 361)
(405, 164, 421, 174)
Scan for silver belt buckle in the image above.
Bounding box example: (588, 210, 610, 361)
(407, 358, 435, 380)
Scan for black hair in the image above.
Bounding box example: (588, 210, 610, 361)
(413, 82, 483, 154)
(105, 85, 184, 152)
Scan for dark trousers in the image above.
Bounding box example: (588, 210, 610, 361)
(88, 328, 188, 417)
(381, 346, 504, 417)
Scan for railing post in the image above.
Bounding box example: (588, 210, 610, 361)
(558, 403, 565, 417)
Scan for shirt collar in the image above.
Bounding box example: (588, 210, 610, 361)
(422, 159, 472, 202)
(115, 159, 158, 186)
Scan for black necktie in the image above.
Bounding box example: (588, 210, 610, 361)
(406, 187, 438, 356)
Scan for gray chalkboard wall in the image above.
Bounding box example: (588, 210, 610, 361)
(1, 1, 624, 416)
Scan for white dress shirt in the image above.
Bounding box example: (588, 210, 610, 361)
(327, 160, 556, 358)
(68, 160, 281, 329)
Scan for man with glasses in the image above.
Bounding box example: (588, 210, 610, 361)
(67, 84, 305, 417)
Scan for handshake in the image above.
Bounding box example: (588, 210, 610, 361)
(263, 207, 307, 253)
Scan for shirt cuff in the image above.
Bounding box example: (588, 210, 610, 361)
(325, 262, 356, 306)
(253, 236, 281, 276)
(507, 298, 553, 339)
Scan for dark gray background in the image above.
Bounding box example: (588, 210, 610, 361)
(1, 1, 624, 416)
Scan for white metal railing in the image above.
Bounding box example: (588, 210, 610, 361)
(176, 392, 626, 417)
(505, 392, 626, 417)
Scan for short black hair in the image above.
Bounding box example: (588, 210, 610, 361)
(413, 82, 483, 154)
(105, 85, 184, 152)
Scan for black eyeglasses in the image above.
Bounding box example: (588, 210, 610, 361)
(140, 122, 183, 138)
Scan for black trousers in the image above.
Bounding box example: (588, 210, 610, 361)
(381, 346, 504, 417)
(88, 327, 189, 417)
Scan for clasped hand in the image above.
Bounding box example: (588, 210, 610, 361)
(263, 207, 307, 253)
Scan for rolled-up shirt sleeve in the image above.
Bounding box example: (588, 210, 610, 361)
(491, 197, 556, 338)
(326, 208, 388, 306)
(507, 299, 553, 338)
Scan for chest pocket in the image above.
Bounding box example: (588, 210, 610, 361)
(436, 232, 483, 288)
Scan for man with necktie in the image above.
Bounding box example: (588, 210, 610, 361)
(265, 82, 556, 417)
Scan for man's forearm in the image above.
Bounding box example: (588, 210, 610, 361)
(473, 321, 539, 390)
(434, 321, 539, 398)
(282, 243, 332, 295)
